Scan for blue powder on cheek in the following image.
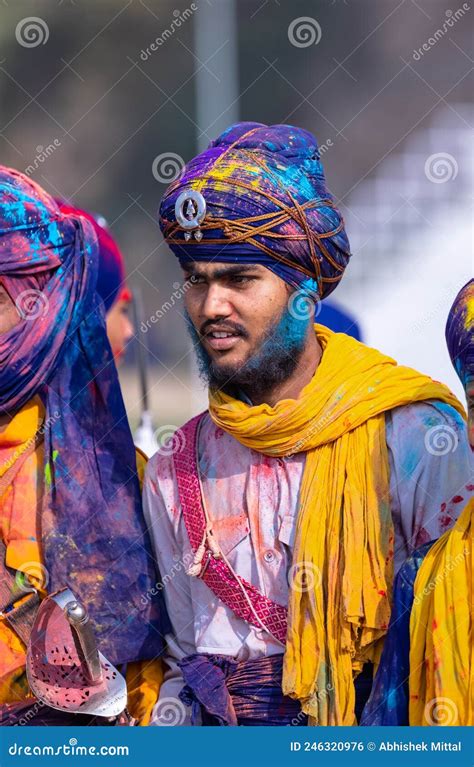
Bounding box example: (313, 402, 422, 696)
(242, 298, 312, 376)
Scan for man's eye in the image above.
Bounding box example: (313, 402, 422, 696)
(231, 275, 253, 285)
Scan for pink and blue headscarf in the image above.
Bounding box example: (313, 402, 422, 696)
(0, 168, 167, 664)
(56, 201, 132, 313)
(159, 122, 351, 298)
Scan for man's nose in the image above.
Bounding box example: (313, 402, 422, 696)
(201, 284, 233, 319)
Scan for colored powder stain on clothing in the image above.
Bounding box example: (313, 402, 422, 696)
(387, 688, 398, 710)
(466, 297, 474, 326)
(402, 448, 421, 476)
(440, 515, 453, 529)
(44, 450, 59, 486)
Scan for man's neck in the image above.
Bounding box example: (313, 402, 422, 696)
(249, 332, 322, 408)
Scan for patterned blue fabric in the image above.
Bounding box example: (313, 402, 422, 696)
(360, 542, 434, 725)
(179, 653, 306, 726)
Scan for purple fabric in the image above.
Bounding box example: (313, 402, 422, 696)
(446, 279, 473, 391)
(0, 167, 168, 665)
(178, 653, 306, 726)
(159, 122, 351, 298)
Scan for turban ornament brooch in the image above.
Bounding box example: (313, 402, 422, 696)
(175, 189, 206, 242)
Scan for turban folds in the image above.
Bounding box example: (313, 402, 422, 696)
(0, 168, 167, 664)
(56, 201, 132, 312)
(159, 122, 351, 299)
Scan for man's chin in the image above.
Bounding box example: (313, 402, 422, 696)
(206, 357, 251, 390)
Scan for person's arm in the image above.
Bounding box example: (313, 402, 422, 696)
(387, 400, 473, 572)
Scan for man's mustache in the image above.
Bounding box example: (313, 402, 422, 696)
(199, 319, 249, 339)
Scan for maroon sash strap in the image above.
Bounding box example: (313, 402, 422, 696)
(173, 413, 288, 644)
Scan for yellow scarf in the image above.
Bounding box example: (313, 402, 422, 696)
(409, 498, 473, 725)
(208, 324, 465, 725)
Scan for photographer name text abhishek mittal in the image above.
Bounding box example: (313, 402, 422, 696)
(379, 741, 461, 751)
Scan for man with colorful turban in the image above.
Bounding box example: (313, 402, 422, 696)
(146, 122, 473, 726)
(361, 279, 473, 726)
(0, 168, 167, 724)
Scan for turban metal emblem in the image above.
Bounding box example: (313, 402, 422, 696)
(175, 189, 206, 242)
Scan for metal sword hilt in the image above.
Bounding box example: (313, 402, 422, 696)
(65, 600, 103, 685)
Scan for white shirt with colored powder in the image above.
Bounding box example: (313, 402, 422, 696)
(144, 400, 473, 724)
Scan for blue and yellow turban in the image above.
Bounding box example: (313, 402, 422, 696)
(159, 122, 351, 299)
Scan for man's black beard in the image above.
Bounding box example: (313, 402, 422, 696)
(185, 305, 310, 401)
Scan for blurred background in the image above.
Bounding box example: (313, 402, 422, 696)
(1, 0, 472, 436)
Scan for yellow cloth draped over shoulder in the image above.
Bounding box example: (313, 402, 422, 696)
(208, 324, 465, 725)
(410, 497, 473, 725)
